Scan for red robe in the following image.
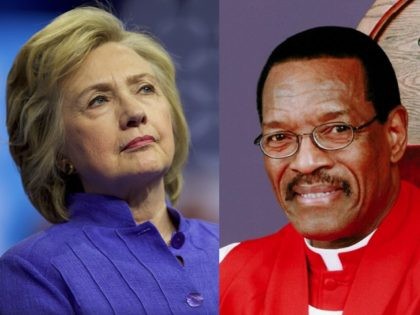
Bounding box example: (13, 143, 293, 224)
(220, 181, 420, 314)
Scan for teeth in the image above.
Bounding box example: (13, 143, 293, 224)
(300, 191, 334, 199)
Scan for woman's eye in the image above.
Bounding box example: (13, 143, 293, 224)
(88, 95, 108, 108)
(138, 84, 155, 94)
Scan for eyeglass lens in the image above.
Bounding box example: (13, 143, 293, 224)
(261, 122, 354, 158)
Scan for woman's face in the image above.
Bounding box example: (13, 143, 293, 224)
(61, 42, 175, 198)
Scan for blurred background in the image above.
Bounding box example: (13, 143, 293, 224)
(0, 0, 218, 255)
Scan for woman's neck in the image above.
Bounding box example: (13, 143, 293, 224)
(125, 179, 175, 244)
(83, 176, 175, 244)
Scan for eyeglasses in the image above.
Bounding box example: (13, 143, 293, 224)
(254, 115, 378, 159)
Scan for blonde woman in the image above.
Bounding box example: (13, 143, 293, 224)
(0, 7, 218, 314)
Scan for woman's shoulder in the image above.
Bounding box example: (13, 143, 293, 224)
(185, 217, 219, 239)
(0, 223, 77, 313)
(182, 217, 219, 252)
(1, 221, 80, 264)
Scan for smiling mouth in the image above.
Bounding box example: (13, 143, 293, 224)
(292, 186, 344, 205)
(285, 171, 351, 202)
(299, 190, 337, 199)
(121, 135, 156, 152)
(294, 184, 341, 198)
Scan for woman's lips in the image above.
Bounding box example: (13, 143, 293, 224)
(122, 135, 156, 151)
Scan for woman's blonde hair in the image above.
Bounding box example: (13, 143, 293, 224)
(7, 7, 189, 223)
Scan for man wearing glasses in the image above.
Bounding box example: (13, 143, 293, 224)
(220, 27, 419, 314)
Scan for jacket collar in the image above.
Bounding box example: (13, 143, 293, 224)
(67, 193, 184, 231)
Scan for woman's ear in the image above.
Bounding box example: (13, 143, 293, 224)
(56, 154, 76, 175)
(386, 105, 408, 163)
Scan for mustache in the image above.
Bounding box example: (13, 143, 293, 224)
(285, 170, 351, 201)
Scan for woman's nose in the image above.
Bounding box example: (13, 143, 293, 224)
(119, 94, 146, 129)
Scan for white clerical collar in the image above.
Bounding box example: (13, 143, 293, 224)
(309, 305, 343, 315)
(304, 230, 376, 271)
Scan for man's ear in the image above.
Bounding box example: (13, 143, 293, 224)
(386, 105, 408, 163)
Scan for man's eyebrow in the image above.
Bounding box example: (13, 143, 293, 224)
(262, 110, 349, 129)
(262, 120, 286, 129)
(318, 109, 349, 121)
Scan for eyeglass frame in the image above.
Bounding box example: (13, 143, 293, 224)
(254, 115, 378, 159)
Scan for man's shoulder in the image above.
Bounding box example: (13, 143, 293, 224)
(220, 224, 305, 310)
(403, 180, 420, 206)
(227, 224, 296, 253)
(393, 180, 420, 226)
(221, 224, 301, 271)
(401, 180, 420, 197)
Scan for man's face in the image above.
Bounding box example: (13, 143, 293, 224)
(262, 57, 402, 248)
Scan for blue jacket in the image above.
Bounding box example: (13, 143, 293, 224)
(0, 193, 219, 314)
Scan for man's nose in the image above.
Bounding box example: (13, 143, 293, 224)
(289, 136, 334, 174)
